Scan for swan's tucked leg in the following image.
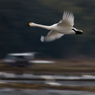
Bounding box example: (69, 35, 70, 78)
(41, 30, 64, 42)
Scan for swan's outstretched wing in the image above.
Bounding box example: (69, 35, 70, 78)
(58, 12, 74, 27)
(41, 30, 64, 42)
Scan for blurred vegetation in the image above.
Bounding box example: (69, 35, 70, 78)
(0, 0, 95, 59)
(1, 60, 95, 75)
(1, 83, 95, 91)
(0, 83, 95, 91)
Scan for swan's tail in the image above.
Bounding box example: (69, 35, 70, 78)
(41, 35, 45, 42)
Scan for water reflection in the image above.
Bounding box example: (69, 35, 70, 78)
(1, 80, 95, 87)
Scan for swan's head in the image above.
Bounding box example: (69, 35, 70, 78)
(26, 22, 36, 27)
(72, 28, 83, 34)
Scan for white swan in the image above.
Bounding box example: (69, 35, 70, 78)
(27, 11, 83, 42)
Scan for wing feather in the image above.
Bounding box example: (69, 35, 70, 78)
(58, 11, 74, 27)
(41, 30, 64, 42)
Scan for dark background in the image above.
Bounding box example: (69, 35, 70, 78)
(0, 0, 95, 59)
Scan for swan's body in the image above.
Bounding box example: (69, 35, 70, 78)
(27, 12, 83, 42)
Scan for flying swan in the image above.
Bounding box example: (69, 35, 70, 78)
(27, 11, 83, 42)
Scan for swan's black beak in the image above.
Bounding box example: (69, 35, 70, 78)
(26, 23, 31, 26)
(26, 23, 29, 26)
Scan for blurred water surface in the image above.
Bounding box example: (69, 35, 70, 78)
(0, 88, 95, 95)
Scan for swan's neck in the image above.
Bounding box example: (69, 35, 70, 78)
(31, 23, 51, 30)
